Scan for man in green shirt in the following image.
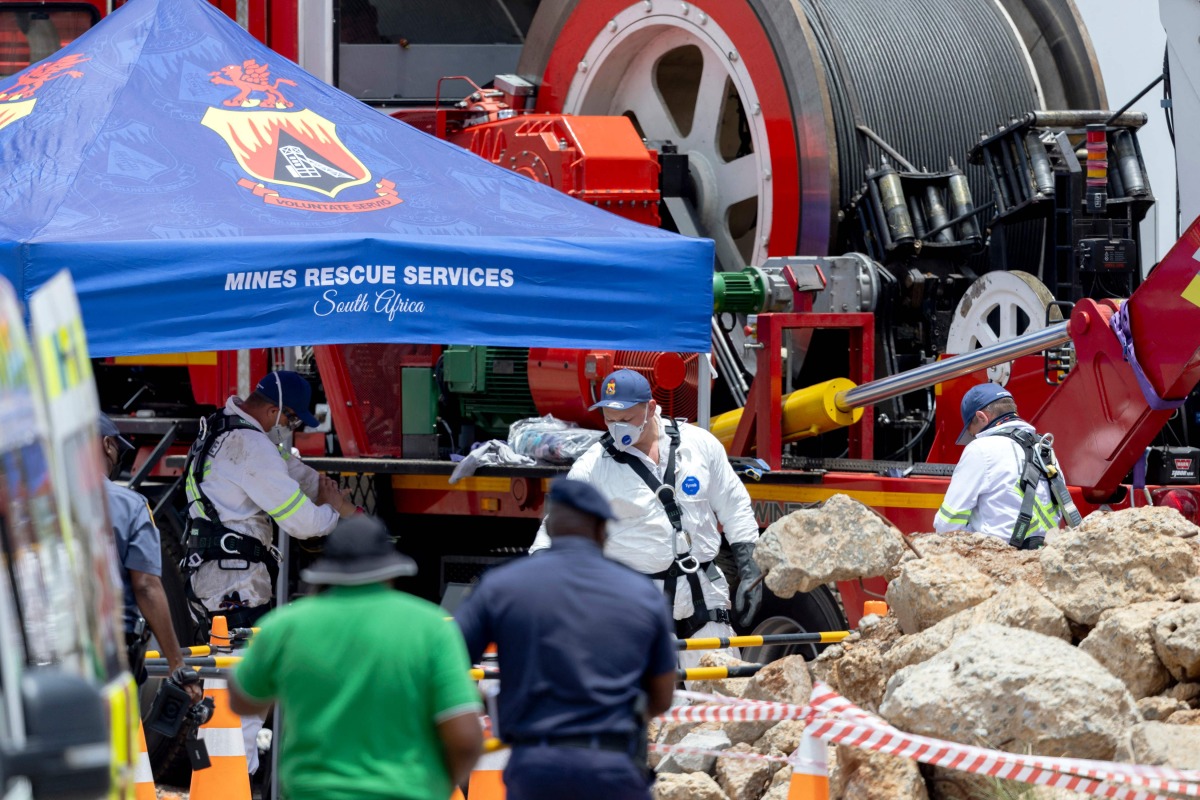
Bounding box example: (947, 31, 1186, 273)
(230, 516, 483, 800)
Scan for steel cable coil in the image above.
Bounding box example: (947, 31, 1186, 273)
(799, 0, 1043, 216)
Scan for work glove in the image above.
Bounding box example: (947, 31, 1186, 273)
(730, 541, 763, 628)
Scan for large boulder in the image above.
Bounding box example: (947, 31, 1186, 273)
(1122, 721, 1200, 768)
(722, 655, 813, 744)
(833, 745, 929, 800)
(880, 624, 1139, 761)
(742, 655, 813, 705)
(1079, 601, 1178, 698)
(752, 721, 807, 757)
(907, 531, 1047, 592)
(656, 724, 732, 775)
(885, 553, 997, 634)
(813, 640, 890, 713)
(1151, 604, 1200, 681)
(1040, 507, 1199, 626)
(714, 743, 774, 800)
(759, 767, 792, 800)
(811, 612, 908, 713)
(699, 651, 758, 698)
(884, 582, 1069, 675)
(753, 494, 906, 597)
(1136, 695, 1189, 721)
(650, 720, 702, 769)
(1168, 682, 1200, 703)
(653, 772, 729, 800)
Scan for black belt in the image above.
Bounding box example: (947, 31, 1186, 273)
(512, 733, 637, 754)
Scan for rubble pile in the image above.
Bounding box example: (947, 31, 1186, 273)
(652, 498, 1200, 800)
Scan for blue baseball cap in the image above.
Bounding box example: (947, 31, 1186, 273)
(255, 371, 320, 428)
(548, 478, 616, 520)
(957, 383, 1014, 445)
(97, 414, 134, 451)
(588, 369, 652, 411)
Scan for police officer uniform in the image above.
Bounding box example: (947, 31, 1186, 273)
(106, 473, 163, 683)
(456, 480, 677, 800)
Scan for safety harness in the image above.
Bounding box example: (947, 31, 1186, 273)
(181, 411, 281, 583)
(601, 418, 728, 638)
(991, 427, 1083, 549)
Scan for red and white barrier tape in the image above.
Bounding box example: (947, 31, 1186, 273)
(651, 682, 1200, 800)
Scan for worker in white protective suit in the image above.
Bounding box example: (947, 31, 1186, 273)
(934, 382, 1079, 548)
(530, 369, 762, 671)
(183, 370, 359, 774)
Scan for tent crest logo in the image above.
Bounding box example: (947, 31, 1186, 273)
(0, 54, 88, 133)
(201, 59, 401, 213)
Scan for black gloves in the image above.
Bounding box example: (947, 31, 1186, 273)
(730, 541, 762, 628)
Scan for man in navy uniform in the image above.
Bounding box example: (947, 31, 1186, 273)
(99, 414, 200, 704)
(455, 478, 677, 800)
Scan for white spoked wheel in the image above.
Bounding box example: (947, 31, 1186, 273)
(518, 0, 839, 268)
(945, 270, 1061, 385)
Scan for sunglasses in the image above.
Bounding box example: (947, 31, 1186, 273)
(280, 407, 306, 431)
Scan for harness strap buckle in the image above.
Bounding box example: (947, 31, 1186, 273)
(219, 532, 243, 556)
(675, 555, 701, 574)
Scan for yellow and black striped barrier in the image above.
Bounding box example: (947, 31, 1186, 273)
(675, 631, 850, 651)
(150, 659, 769, 684)
(144, 644, 213, 660)
(144, 664, 228, 680)
(470, 664, 767, 682)
(675, 664, 764, 681)
(144, 655, 242, 669)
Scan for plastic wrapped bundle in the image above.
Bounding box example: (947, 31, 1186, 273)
(508, 414, 605, 465)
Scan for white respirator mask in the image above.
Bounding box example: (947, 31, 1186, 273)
(267, 373, 294, 451)
(607, 409, 649, 451)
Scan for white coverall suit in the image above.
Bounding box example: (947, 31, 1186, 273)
(934, 419, 1064, 542)
(187, 396, 339, 773)
(531, 409, 760, 670)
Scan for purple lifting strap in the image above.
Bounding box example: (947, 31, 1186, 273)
(1109, 303, 1187, 411)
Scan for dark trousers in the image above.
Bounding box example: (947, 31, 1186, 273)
(504, 746, 652, 800)
(125, 632, 148, 685)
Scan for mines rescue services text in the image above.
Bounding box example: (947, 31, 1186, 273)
(223, 265, 516, 290)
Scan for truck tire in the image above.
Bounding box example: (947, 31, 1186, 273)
(738, 585, 847, 664)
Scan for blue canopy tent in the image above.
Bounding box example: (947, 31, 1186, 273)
(0, 0, 713, 357)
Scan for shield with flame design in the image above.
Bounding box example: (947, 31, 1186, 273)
(0, 100, 36, 133)
(201, 108, 370, 198)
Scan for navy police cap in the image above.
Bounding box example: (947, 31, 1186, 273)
(548, 478, 616, 520)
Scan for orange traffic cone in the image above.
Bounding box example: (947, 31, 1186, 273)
(449, 789, 466, 800)
(210, 614, 231, 649)
(133, 720, 155, 800)
(787, 730, 829, 799)
(188, 675, 251, 800)
(467, 744, 508, 799)
(863, 600, 888, 618)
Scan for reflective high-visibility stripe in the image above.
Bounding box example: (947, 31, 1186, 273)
(268, 489, 306, 522)
(936, 505, 970, 524)
(134, 751, 153, 785)
(197, 727, 245, 758)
